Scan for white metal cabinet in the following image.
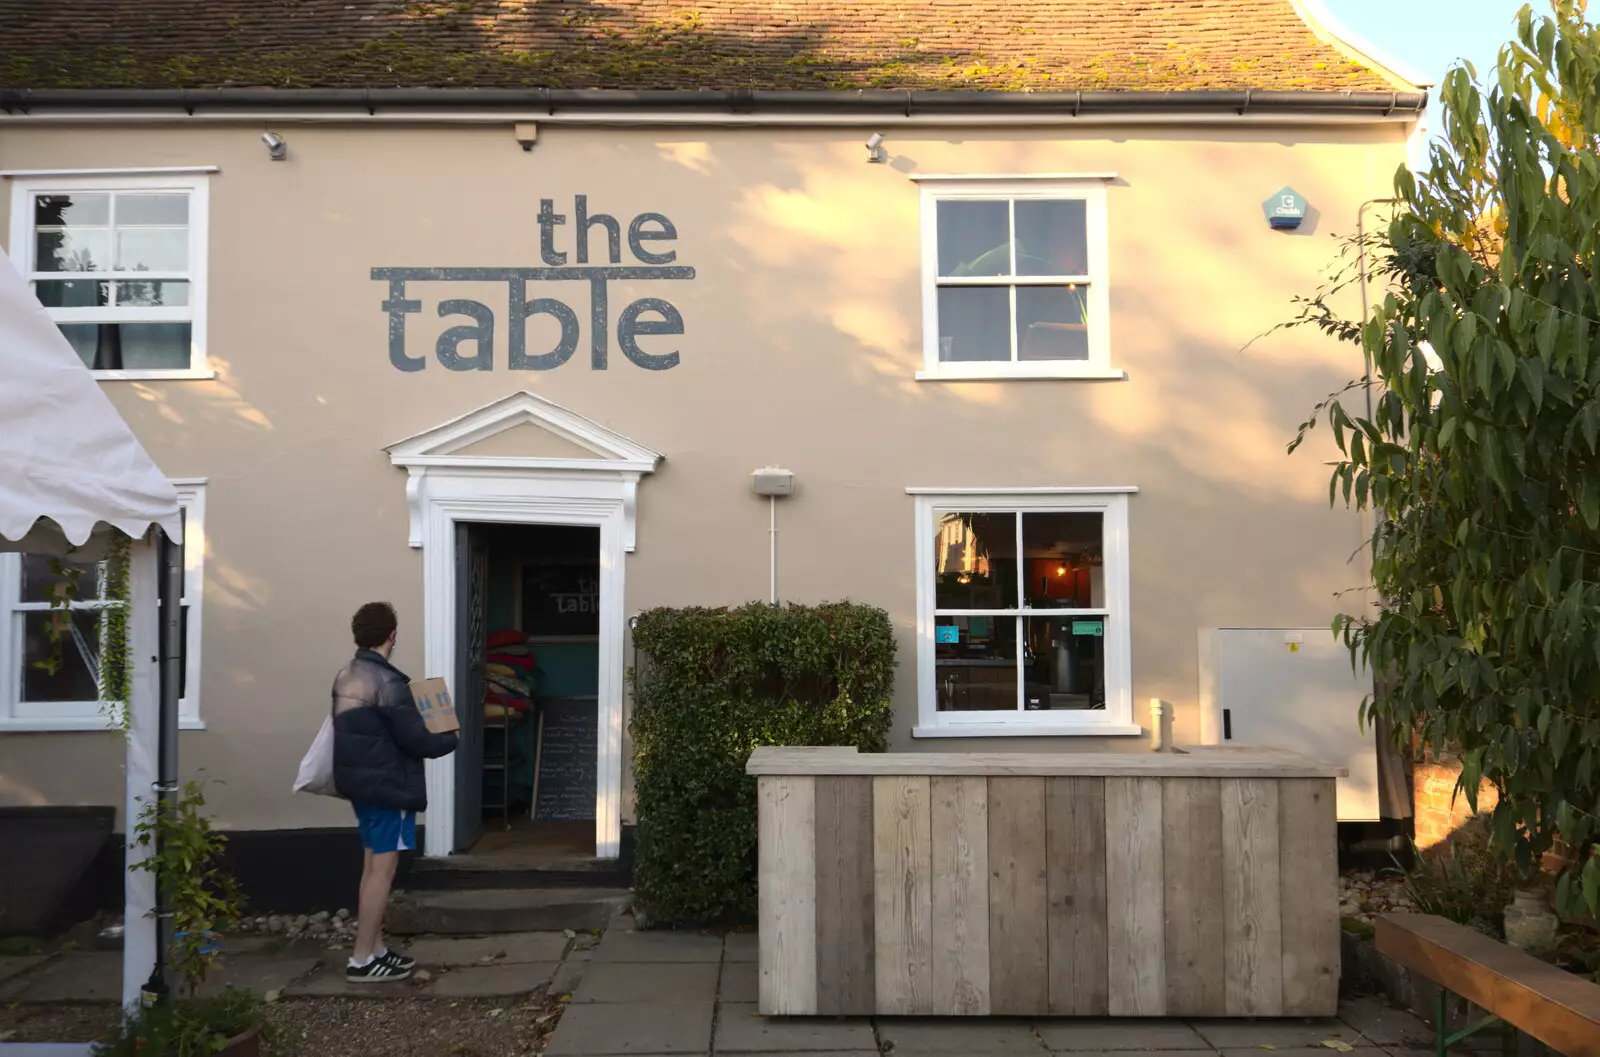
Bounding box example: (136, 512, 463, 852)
(1198, 627, 1379, 821)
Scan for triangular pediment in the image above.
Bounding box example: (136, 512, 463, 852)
(386, 390, 661, 471)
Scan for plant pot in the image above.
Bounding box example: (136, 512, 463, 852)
(219, 1020, 265, 1057)
(1503, 885, 1558, 952)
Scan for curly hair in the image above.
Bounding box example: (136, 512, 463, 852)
(351, 601, 398, 650)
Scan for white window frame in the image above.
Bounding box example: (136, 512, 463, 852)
(915, 175, 1120, 382)
(6, 171, 213, 381)
(0, 480, 207, 731)
(910, 487, 1140, 737)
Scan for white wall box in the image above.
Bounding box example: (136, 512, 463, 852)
(1198, 627, 1379, 822)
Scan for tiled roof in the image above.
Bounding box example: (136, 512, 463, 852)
(0, 0, 1398, 93)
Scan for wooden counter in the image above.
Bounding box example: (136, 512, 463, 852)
(747, 745, 1347, 1018)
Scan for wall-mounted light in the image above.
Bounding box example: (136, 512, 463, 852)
(514, 122, 539, 152)
(261, 131, 288, 161)
(865, 132, 886, 164)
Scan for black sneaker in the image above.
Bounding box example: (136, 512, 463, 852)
(377, 948, 416, 972)
(346, 956, 411, 982)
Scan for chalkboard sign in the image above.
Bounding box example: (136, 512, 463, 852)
(521, 563, 600, 637)
(533, 695, 597, 821)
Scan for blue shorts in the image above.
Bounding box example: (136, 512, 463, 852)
(352, 803, 416, 854)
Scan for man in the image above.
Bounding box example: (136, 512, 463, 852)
(332, 601, 458, 981)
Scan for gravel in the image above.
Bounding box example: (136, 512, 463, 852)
(0, 1002, 120, 1043)
(268, 993, 567, 1056)
(1340, 869, 1414, 924)
(0, 991, 568, 1055)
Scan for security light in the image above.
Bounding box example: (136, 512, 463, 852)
(865, 132, 886, 164)
(261, 132, 287, 161)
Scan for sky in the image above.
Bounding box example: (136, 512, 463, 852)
(1323, 0, 1532, 92)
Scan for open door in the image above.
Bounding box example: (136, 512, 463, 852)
(452, 522, 488, 852)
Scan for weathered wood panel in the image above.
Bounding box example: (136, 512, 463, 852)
(930, 776, 991, 1014)
(748, 746, 1347, 778)
(987, 777, 1049, 1015)
(1046, 776, 1108, 1015)
(1279, 778, 1339, 1015)
(758, 775, 817, 1015)
(873, 775, 933, 1015)
(1105, 776, 1165, 1015)
(1223, 777, 1284, 1016)
(814, 775, 875, 1015)
(1162, 777, 1225, 1016)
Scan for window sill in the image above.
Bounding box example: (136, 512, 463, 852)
(0, 716, 206, 733)
(913, 721, 1145, 738)
(916, 365, 1127, 382)
(92, 368, 217, 382)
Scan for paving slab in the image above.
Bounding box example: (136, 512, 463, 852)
(551, 948, 593, 997)
(0, 951, 120, 1002)
(1193, 1020, 1368, 1048)
(720, 1053, 878, 1057)
(0, 955, 48, 984)
(724, 933, 759, 963)
(284, 963, 426, 997)
(1037, 1020, 1210, 1051)
(715, 1004, 876, 1052)
(1337, 997, 1433, 1047)
(404, 932, 569, 966)
(199, 956, 321, 996)
(572, 961, 720, 1004)
(543, 998, 714, 1055)
(719, 960, 760, 1004)
(425, 962, 560, 997)
(1049, 1051, 1214, 1057)
(875, 1018, 1045, 1054)
(1219, 1049, 1385, 1057)
(592, 930, 723, 964)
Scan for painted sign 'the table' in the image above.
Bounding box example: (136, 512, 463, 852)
(746, 745, 1347, 1018)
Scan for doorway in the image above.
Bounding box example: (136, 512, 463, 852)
(452, 522, 602, 862)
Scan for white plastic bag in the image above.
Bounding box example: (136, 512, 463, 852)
(293, 716, 340, 797)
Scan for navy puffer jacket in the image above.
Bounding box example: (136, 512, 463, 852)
(331, 649, 457, 811)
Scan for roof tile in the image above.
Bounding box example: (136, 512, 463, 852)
(0, 0, 1396, 92)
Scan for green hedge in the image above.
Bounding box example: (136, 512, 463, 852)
(629, 602, 897, 926)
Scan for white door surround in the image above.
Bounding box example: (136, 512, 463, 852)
(388, 391, 661, 859)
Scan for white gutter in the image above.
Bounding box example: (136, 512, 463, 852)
(0, 108, 1423, 128)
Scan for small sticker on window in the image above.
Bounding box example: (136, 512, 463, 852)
(936, 625, 961, 644)
(1070, 619, 1104, 637)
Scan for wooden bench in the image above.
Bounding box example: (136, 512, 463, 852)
(1375, 913, 1600, 1057)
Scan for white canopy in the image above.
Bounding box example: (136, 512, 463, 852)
(0, 249, 181, 557)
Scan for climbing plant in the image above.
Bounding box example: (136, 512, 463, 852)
(31, 534, 134, 733)
(1288, 1, 1600, 917)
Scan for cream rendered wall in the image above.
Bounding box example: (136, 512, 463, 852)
(0, 119, 1403, 831)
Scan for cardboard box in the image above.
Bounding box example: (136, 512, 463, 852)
(410, 677, 459, 734)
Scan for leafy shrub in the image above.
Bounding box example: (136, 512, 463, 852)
(629, 602, 897, 926)
(94, 987, 265, 1057)
(1401, 821, 1518, 938)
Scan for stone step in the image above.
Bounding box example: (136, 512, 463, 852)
(387, 887, 628, 935)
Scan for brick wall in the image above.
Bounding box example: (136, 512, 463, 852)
(1412, 745, 1499, 850)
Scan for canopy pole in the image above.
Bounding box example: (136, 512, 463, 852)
(141, 525, 183, 1004)
(121, 535, 159, 1010)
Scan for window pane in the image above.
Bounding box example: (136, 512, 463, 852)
(117, 194, 189, 226)
(21, 554, 104, 603)
(21, 610, 103, 703)
(34, 279, 110, 308)
(937, 286, 1010, 362)
(115, 280, 189, 307)
(1022, 511, 1104, 608)
(34, 228, 110, 273)
(935, 512, 1018, 609)
(937, 200, 1011, 277)
(114, 228, 188, 272)
(1017, 285, 1090, 361)
(56, 322, 191, 371)
(1016, 199, 1088, 276)
(1023, 615, 1107, 711)
(34, 193, 109, 228)
(936, 616, 1018, 711)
